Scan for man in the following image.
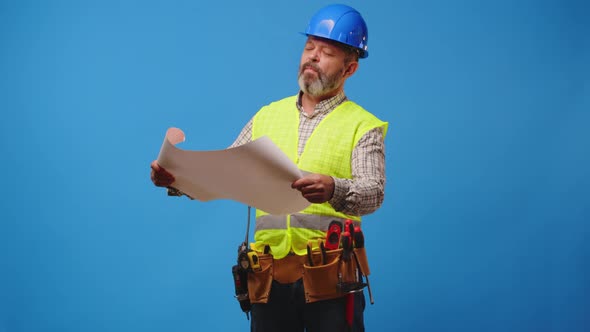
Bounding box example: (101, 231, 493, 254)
(151, 4, 387, 331)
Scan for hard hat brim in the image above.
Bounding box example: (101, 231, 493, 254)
(299, 33, 369, 59)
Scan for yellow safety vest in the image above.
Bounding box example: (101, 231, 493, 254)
(251, 95, 388, 258)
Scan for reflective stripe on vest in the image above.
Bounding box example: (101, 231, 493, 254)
(250, 95, 388, 258)
(255, 213, 361, 232)
(252, 213, 361, 258)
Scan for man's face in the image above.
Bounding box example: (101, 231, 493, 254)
(298, 37, 350, 98)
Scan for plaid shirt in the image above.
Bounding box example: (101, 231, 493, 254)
(230, 91, 386, 216)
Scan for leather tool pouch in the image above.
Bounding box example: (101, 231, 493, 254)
(246, 254, 274, 304)
(246, 248, 371, 304)
(302, 247, 370, 303)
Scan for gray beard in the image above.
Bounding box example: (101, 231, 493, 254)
(298, 69, 342, 97)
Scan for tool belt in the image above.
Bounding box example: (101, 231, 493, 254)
(247, 247, 371, 304)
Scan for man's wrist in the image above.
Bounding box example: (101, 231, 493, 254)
(328, 177, 349, 211)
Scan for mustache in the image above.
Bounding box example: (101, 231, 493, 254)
(300, 62, 321, 74)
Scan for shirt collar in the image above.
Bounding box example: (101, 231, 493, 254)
(296, 91, 348, 118)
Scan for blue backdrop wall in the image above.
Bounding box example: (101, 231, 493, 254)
(1, 0, 588, 331)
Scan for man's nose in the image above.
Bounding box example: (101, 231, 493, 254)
(308, 50, 319, 62)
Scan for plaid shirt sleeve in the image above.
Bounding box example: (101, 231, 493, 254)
(229, 118, 253, 148)
(329, 127, 386, 216)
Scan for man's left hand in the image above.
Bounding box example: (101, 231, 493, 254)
(291, 174, 335, 204)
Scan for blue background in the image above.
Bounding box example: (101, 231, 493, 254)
(1, 0, 588, 331)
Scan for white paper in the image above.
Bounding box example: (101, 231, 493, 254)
(156, 128, 311, 215)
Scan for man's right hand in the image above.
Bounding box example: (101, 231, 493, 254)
(150, 160, 175, 187)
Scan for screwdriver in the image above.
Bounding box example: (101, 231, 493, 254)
(319, 240, 327, 265)
(340, 231, 352, 262)
(306, 243, 314, 266)
(345, 219, 355, 237)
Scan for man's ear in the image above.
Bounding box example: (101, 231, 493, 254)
(344, 61, 359, 78)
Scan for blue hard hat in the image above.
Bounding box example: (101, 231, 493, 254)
(303, 4, 369, 58)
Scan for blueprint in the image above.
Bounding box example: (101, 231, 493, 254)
(156, 127, 310, 214)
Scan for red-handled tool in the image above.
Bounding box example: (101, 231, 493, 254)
(345, 292, 354, 329)
(345, 219, 355, 237)
(353, 226, 364, 248)
(340, 231, 352, 262)
(325, 221, 343, 250)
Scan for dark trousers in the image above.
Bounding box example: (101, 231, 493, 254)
(250, 279, 365, 332)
